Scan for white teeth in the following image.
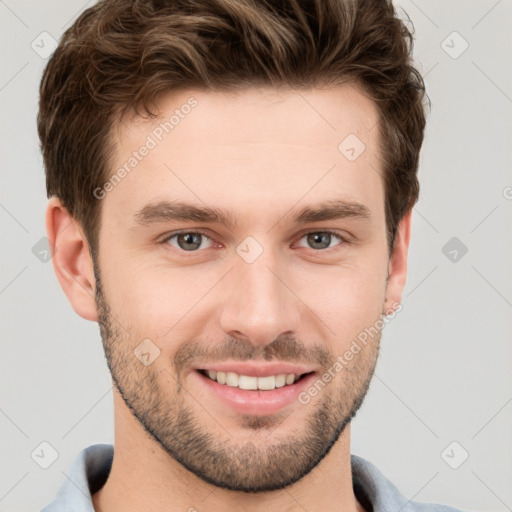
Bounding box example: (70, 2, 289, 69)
(256, 375, 275, 390)
(225, 372, 239, 387)
(202, 370, 303, 390)
(275, 374, 286, 388)
(239, 375, 258, 390)
(285, 374, 295, 385)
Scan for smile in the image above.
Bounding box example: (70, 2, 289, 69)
(198, 369, 313, 391)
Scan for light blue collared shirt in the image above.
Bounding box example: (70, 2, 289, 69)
(41, 443, 467, 512)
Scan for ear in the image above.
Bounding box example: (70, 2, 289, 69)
(45, 197, 98, 321)
(383, 208, 412, 316)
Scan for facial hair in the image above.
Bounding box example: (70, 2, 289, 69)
(93, 262, 382, 493)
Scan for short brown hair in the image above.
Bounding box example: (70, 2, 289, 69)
(38, 0, 428, 261)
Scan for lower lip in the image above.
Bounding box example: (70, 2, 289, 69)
(192, 370, 317, 416)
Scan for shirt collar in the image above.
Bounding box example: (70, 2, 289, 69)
(40, 443, 456, 512)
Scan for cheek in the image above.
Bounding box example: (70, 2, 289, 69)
(109, 264, 217, 337)
(293, 257, 387, 336)
(97, 257, 161, 335)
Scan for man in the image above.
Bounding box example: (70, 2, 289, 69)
(38, 0, 466, 511)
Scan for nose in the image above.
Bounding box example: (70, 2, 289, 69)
(218, 245, 302, 347)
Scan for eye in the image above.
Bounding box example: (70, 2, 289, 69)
(296, 230, 346, 251)
(159, 229, 347, 254)
(162, 231, 214, 251)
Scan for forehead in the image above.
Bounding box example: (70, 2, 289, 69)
(105, 84, 384, 230)
(117, 84, 380, 150)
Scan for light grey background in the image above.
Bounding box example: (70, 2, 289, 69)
(1, 1, 511, 511)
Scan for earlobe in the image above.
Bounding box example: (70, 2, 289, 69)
(45, 197, 98, 322)
(383, 209, 412, 316)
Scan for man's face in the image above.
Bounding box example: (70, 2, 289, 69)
(94, 85, 394, 492)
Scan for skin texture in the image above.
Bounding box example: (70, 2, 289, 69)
(46, 84, 411, 512)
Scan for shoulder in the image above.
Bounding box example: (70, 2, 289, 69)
(40, 443, 113, 512)
(351, 454, 469, 512)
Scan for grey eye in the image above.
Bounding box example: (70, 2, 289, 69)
(302, 232, 341, 250)
(167, 232, 213, 251)
(307, 232, 329, 250)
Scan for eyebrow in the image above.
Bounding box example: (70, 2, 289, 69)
(132, 199, 371, 229)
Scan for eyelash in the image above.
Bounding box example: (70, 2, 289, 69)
(159, 229, 349, 255)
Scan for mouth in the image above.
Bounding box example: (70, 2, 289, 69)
(196, 369, 314, 391)
(192, 368, 318, 416)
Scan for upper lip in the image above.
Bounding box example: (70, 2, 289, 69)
(193, 362, 316, 378)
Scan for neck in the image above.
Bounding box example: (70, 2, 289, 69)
(92, 390, 365, 512)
